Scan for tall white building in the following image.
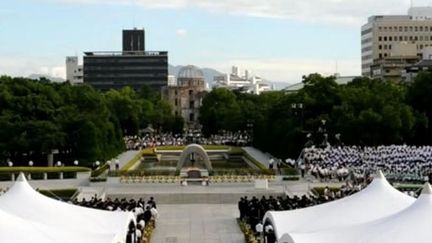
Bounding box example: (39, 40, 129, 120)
(65, 56, 83, 84)
(361, 7, 432, 76)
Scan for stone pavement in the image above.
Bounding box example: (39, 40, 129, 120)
(114, 150, 141, 170)
(151, 204, 244, 243)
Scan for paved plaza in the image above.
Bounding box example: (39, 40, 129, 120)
(151, 204, 244, 243)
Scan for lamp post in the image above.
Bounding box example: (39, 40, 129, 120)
(8, 161, 14, 180)
(74, 160, 79, 166)
(28, 160, 33, 166)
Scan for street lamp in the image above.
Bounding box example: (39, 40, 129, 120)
(8, 161, 13, 167)
(73, 160, 79, 166)
(57, 161, 62, 167)
(28, 160, 33, 166)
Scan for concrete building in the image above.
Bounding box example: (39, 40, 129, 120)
(402, 47, 432, 82)
(82, 29, 168, 91)
(163, 65, 206, 129)
(168, 75, 177, 86)
(370, 42, 420, 81)
(361, 7, 432, 77)
(213, 66, 271, 95)
(65, 56, 83, 84)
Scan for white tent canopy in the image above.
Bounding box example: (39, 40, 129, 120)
(281, 183, 432, 243)
(0, 207, 116, 243)
(263, 171, 415, 240)
(0, 173, 134, 243)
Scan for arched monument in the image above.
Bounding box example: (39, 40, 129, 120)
(176, 144, 213, 173)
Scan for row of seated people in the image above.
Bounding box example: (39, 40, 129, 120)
(124, 131, 251, 150)
(302, 145, 432, 183)
(72, 196, 158, 243)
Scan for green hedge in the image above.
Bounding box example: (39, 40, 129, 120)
(91, 163, 110, 178)
(312, 186, 341, 195)
(0, 166, 90, 173)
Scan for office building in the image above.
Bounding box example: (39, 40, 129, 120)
(65, 56, 83, 84)
(361, 7, 432, 77)
(82, 29, 168, 91)
(370, 42, 420, 81)
(402, 47, 432, 81)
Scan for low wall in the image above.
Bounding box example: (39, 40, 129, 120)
(0, 171, 91, 189)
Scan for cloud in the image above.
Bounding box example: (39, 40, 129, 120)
(201, 57, 360, 82)
(49, 0, 432, 26)
(176, 28, 187, 37)
(0, 55, 66, 80)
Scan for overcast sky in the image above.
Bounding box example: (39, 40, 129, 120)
(0, 0, 430, 83)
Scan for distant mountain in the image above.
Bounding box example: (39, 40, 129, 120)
(28, 74, 65, 83)
(168, 64, 223, 87)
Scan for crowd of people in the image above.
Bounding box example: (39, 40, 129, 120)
(124, 131, 251, 150)
(72, 196, 158, 243)
(238, 184, 363, 243)
(302, 145, 432, 183)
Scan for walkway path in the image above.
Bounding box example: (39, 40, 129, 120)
(242, 146, 272, 168)
(151, 204, 244, 243)
(115, 150, 141, 169)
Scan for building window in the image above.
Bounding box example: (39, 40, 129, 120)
(420, 36, 424, 41)
(389, 45, 392, 50)
(420, 26, 424, 31)
(415, 26, 418, 31)
(415, 36, 418, 41)
(379, 53, 383, 58)
(175, 99, 178, 106)
(399, 26, 403, 31)
(379, 45, 382, 50)
(189, 101, 194, 109)
(405, 26, 408, 31)
(175, 111, 178, 116)
(379, 36, 382, 41)
(410, 26, 413, 31)
(389, 36, 393, 41)
(384, 53, 388, 57)
(189, 90, 193, 96)
(189, 113, 195, 122)
(404, 36, 408, 41)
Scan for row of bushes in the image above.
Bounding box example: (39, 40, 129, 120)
(0, 166, 91, 173)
